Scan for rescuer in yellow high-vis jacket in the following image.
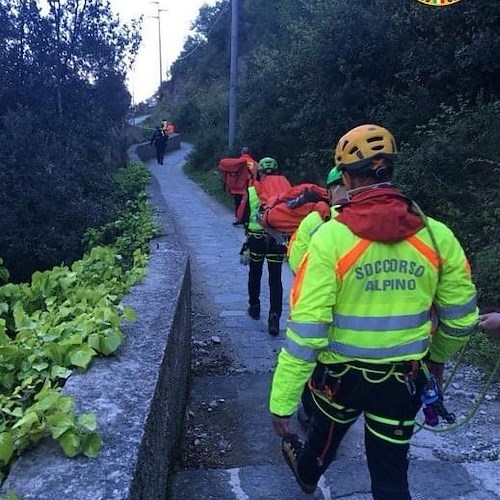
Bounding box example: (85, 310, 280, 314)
(269, 124, 478, 499)
(238, 157, 287, 335)
(288, 166, 348, 274)
(287, 166, 348, 430)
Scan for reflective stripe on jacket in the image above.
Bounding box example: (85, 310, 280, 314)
(288, 206, 338, 273)
(247, 185, 263, 233)
(270, 216, 478, 416)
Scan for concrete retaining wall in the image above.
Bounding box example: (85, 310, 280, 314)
(1, 146, 191, 500)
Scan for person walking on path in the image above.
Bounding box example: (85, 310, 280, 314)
(231, 146, 258, 226)
(269, 124, 478, 498)
(287, 165, 348, 430)
(150, 126, 168, 165)
(238, 157, 287, 335)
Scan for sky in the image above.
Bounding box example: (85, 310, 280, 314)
(109, 0, 217, 104)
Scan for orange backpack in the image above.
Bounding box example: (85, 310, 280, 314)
(258, 183, 330, 235)
(218, 158, 250, 193)
(255, 174, 292, 208)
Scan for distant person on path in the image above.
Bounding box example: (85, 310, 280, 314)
(231, 147, 258, 225)
(150, 126, 168, 165)
(218, 146, 258, 226)
(238, 157, 287, 335)
(269, 124, 478, 498)
(479, 311, 500, 340)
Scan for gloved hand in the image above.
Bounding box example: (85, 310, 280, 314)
(239, 242, 250, 265)
(271, 414, 293, 437)
(479, 312, 500, 340)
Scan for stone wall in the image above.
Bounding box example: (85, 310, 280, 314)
(1, 146, 191, 500)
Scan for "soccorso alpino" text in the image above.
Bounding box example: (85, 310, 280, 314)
(354, 259, 425, 292)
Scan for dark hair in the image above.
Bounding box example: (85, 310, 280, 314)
(345, 158, 393, 182)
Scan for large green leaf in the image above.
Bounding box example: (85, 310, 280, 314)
(99, 331, 123, 356)
(32, 361, 49, 372)
(0, 372, 15, 391)
(0, 320, 8, 343)
(1, 407, 22, 418)
(78, 413, 97, 431)
(12, 412, 38, 431)
(69, 346, 95, 369)
(122, 306, 137, 321)
(0, 433, 13, 464)
(32, 392, 60, 412)
(87, 333, 101, 351)
(58, 430, 81, 458)
(47, 412, 75, 439)
(82, 432, 101, 458)
(51, 365, 72, 379)
(56, 396, 75, 414)
(60, 334, 84, 347)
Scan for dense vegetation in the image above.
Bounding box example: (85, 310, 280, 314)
(0, 0, 140, 283)
(0, 161, 157, 481)
(159, 0, 499, 309)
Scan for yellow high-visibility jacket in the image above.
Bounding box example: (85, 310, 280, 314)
(247, 185, 264, 234)
(270, 216, 478, 416)
(288, 206, 338, 273)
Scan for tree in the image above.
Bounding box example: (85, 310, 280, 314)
(161, 0, 500, 306)
(0, 0, 141, 282)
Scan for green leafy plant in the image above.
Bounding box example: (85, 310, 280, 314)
(0, 161, 156, 482)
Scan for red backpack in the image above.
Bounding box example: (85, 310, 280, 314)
(218, 158, 250, 193)
(255, 174, 292, 208)
(258, 183, 330, 235)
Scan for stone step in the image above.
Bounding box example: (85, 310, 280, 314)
(171, 459, 498, 500)
(175, 373, 499, 500)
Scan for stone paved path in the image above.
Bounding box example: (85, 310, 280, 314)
(147, 144, 499, 500)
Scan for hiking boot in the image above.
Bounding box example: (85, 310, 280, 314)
(268, 312, 280, 335)
(282, 435, 316, 495)
(248, 304, 260, 320)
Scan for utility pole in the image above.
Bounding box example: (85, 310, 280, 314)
(228, 0, 239, 149)
(150, 2, 167, 93)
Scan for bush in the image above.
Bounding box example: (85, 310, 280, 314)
(0, 161, 157, 481)
(395, 100, 500, 308)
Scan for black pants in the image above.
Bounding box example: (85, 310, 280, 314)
(155, 143, 166, 164)
(233, 194, 244, 217)
(247, 232, 285, 316)
(298, 363, 424, 500)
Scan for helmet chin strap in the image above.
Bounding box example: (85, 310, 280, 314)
(346, 181, 392, 200)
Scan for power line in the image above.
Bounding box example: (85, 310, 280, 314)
(176, 1, 230, 63)
(149, 1, 167, 89)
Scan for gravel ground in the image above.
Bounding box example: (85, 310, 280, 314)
(179, 276, 245, 470)
(181, 273, 500, 474)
